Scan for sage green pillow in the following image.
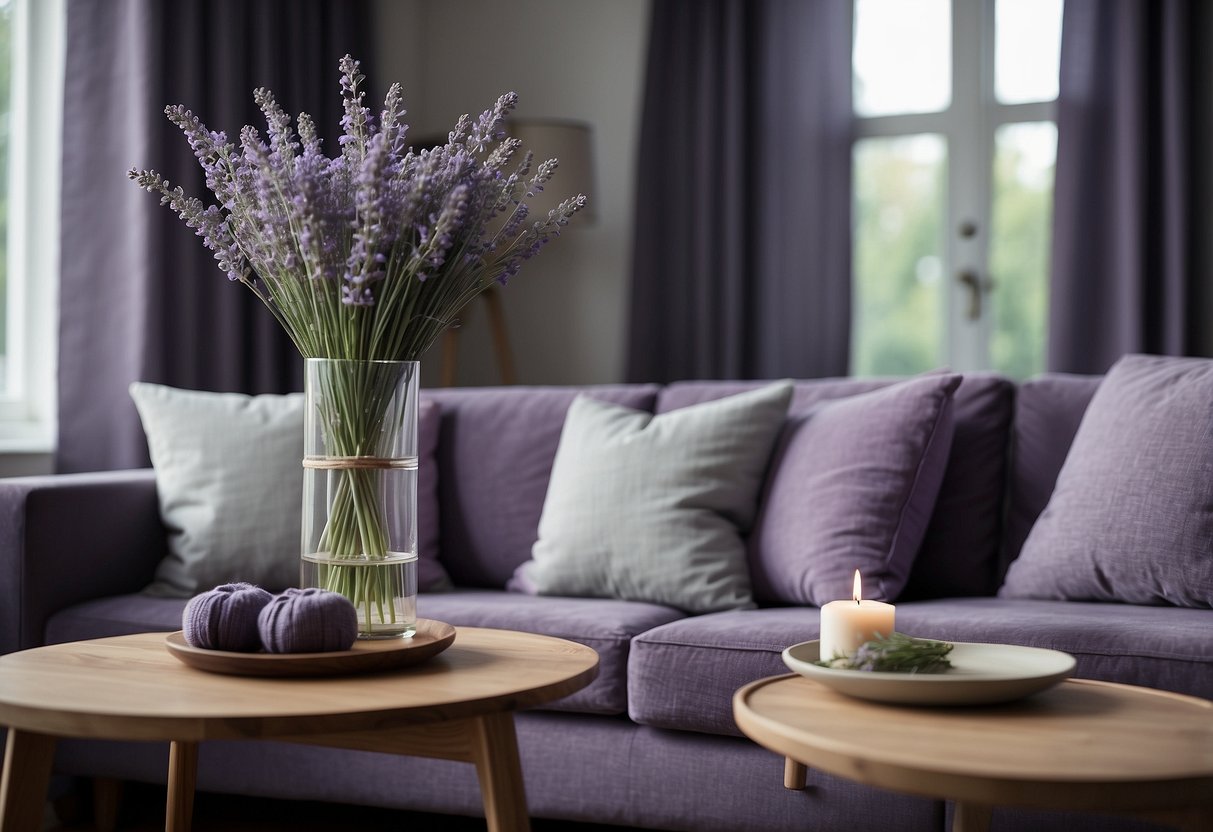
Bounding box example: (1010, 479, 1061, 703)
(130, 382, 305, 596)
(508, 382, 793, 613)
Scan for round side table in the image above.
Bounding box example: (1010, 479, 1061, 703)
(0, 627, 598, 832)
(734, 674, 1213, 832)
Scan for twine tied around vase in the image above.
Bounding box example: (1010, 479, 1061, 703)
(302, 456, 416, 470)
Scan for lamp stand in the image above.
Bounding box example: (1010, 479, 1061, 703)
(440, 286, 517, 387)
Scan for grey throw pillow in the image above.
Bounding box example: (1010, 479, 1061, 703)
(131, 383, 448, 597)
(508, 382, 793, 613)
(131, 383, 306, 596)
(1000, 354, 1213, 608)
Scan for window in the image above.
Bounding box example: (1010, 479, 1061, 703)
(0, 1, 12, 394)
(850, 0, 1062, 378)
(0, 0, 63, 450)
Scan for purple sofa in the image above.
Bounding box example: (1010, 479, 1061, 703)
(2, 373, 1210, 832)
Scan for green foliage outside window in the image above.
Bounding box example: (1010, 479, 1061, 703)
(851, 135, 945, 377)
(990, 123, 1055, 379)
(852, 129, 1055, 380)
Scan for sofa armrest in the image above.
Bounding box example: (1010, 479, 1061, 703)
(0, 469, 166, 654)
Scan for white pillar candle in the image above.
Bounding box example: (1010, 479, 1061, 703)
(818, 571, 895, 661)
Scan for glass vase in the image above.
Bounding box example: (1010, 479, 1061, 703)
(301, 358, 419, 639)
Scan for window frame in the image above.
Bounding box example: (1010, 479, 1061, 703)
(0, 0, 63, 451)
(850, 0, 1058, 373)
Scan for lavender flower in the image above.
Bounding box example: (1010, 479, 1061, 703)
(466, 92, 518, 153)
(128, 54, 587, 361)
(338, 55, 371, 164)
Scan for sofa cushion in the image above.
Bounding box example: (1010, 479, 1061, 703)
(509, 383, 793, 613)
(130, 384, 447, 596)
(893, 598, 1213, 700)
(45, 589, 685, 717)
(747, 375, 959, 605)
(415, 590, 685, 714)
(424, 385, 660, 588)
(659, 374, 1014, 602)
(627, 597, 1213, 737)
(628, 607, 821, 736)
(1000, 373, 1100, 572)
(45, 594, 188, 644)
(1001, 354, 1213, 607)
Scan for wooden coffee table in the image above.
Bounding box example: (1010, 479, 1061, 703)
(734, 674, 1213, 832)
(0, 626, 598, 832)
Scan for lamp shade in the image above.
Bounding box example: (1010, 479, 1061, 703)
(507, 119, 596, 223)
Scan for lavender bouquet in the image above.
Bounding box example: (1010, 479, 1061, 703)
(131, 56, 585, 632)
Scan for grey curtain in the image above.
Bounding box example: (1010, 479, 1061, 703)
(1048, 0, 1209, 373)
(626, 0, 852, 383)
(58, 0, 371, 472)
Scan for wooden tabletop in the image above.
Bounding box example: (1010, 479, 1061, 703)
(733, 674, 1213, 815)
(0, 628, 599, 742)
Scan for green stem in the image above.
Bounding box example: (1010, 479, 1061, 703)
(307, 360, 414, 633)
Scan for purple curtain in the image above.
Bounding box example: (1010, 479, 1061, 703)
(626, 0, 852, 383)
(1048, 0, 1208, 373)
(57, 0, 371, 473)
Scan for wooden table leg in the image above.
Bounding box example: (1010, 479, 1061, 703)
(953, 802, 993, 832)
(1, 728, 57, 832)
(92, 777, 123, 832)
(166, 741, 198, 832)
(1181, 807, 1213, 832)
(468, 712, 530, 832)
(783, 757, 808, 790)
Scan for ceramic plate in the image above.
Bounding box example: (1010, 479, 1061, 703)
(782, 639, 1076, 706)
(165, 618, 456, 678)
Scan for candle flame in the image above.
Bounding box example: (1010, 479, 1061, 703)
(853, 569, 862, 603)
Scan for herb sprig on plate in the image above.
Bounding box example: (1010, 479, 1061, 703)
(816, 632, 954, 673)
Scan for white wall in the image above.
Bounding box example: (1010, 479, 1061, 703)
(372, 0, 651, 387)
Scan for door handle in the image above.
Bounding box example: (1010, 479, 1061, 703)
(957, 270, 994, 320)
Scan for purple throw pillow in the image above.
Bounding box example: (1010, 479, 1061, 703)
(748, 374, 960, 606)
(1000, 354, 1213, 608)
(658, 375, 1015, 601)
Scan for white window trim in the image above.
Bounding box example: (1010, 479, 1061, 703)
(0, 0, 63, 452)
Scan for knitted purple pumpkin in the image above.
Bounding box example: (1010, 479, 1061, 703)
(182, 582, 273, 652)
(258, 588, 359, 653)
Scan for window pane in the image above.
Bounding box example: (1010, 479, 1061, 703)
(852, 135, 946, 376)
(989, 122, 1056, 379)
(0, 0, 10, 394)
(853, 0, 950, 117)
(995, 0, 1063, 104)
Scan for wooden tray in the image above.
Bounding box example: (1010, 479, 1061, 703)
(164, 618, 456, 678)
